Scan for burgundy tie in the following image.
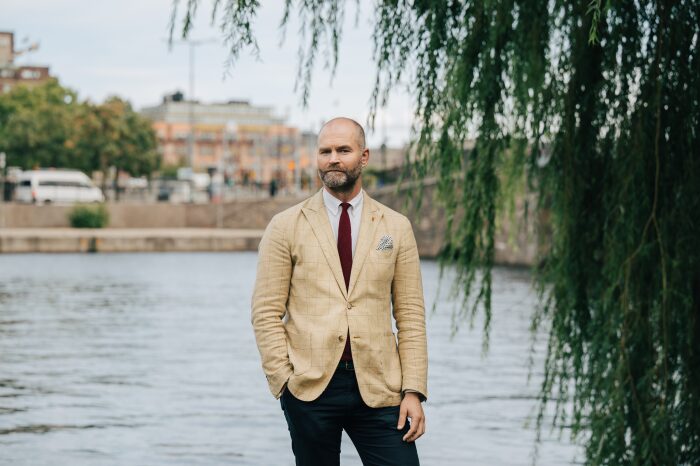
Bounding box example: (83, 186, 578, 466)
(338, 203, 353, 289)
(338, 202, 353, 361)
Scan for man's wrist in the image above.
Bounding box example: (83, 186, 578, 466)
(402, 389, 426, 402)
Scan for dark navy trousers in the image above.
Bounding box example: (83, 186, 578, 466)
(280, 364, 420, 466)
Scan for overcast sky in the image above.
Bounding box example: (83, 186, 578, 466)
(2, 0, 416, 147)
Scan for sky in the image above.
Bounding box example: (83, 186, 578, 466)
(1, 0, 416, 147)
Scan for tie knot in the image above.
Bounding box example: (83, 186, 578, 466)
(340, 202, 351, 212)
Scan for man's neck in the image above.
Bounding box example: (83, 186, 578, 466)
(323, 182, 362, 203)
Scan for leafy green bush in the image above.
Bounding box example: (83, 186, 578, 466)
(68, 204, 109, 228)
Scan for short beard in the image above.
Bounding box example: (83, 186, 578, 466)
(319, 164, 363, 193)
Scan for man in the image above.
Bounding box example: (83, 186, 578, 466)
(251, 117, 428, 466)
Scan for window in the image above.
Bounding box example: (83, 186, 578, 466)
(199, 145, 214, 156)
(20, 69, 41, 79)
(39, 180, 82, 187)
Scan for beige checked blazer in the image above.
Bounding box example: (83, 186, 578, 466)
(251, 188, 428, 408)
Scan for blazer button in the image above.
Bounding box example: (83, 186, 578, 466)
(346, 302, 352, 310)
(338, 335, 344, 341)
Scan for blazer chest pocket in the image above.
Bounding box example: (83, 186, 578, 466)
(286, 329, 311, 375)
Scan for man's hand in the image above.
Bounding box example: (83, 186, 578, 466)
(397, 392, 425, 442)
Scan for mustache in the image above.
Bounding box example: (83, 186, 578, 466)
(322, 167, 346, 173)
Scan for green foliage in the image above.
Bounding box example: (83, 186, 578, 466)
(68, 203, 110, 229)
(74, 97, 161, 179)
(0, 79, 80, 169)
(173, 1, 700, 464)
(0, 81, 159, 178)
(169, 0, 260, 71)
(159, 163, 182, 179)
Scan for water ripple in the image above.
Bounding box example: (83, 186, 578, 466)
(0, 252, 581, 465)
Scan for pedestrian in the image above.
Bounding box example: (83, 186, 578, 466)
(251, 117, 428, 465)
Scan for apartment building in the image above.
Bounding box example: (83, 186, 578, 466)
(141, 92, 314, 189)
(0, 31, 52, 94)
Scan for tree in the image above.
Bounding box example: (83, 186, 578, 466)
(0, 82, 159, 192)
(0, 79, 82, 169)
(74, 97, 160, 197)
(171, 1, 700, 464)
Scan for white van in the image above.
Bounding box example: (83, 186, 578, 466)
(15, 169, 105, 204)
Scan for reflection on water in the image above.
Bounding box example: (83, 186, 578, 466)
(0, 253, 581, 465)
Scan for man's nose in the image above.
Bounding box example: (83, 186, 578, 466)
(329, 150, 340, 163)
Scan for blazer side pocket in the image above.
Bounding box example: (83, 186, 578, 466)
(286, 329, 311, 375)
(382, 332, 402, 392)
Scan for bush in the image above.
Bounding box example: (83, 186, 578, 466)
(68, 203, 110, 228)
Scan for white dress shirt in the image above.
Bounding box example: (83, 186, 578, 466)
(322, 187, 363, 257)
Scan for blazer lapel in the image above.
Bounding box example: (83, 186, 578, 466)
(348, 193, 383, 298)
(301, 189, 348, 299)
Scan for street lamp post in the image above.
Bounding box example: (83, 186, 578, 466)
(0, 152, 5, 228)
(187, 42, 195, 169)
(167, 38, 217, 170)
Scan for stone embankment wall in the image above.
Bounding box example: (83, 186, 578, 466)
(0, 198, 302, 229)
(369, 180, 540, 266)
(0, 181, 541, 264)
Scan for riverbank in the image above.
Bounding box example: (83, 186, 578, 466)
(0, 228, 535, 265)
(0, 228, 265, 253)
(0, 181, 541, 264)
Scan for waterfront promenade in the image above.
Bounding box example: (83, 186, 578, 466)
(0, 181, 539, 264)
(0, 228, 264, 253)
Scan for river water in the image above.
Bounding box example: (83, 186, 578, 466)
(0, 253, 582, 465)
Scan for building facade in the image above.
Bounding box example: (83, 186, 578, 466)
(141, 92, 316, 190)
(0, 31, 52, 94)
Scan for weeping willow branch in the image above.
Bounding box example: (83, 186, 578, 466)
(172, 1, 700, 464)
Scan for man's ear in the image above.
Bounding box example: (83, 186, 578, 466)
(362, 148, 370, 166)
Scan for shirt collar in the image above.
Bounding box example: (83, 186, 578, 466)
(322, 187, 363, 216)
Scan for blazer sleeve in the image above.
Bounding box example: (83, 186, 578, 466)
(251, 214, 294, 398)
(391, 216, 429, 401)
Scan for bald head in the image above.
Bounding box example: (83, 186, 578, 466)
(318, 117, 366, 151)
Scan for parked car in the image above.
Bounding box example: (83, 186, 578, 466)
(15, 169, 105, 205)
(156, 179, 192, 203)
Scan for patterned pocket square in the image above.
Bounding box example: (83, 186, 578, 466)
(376, 235, 394, 251)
